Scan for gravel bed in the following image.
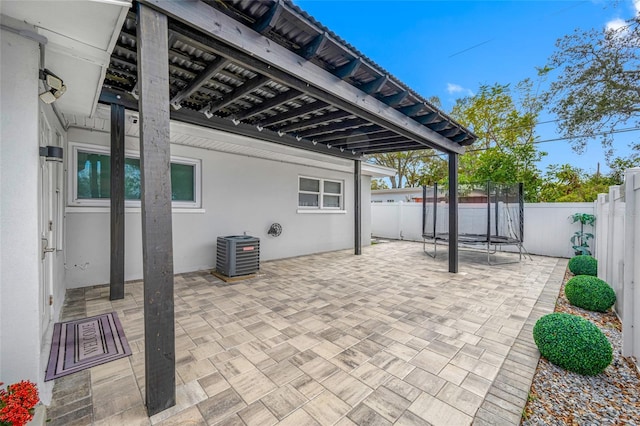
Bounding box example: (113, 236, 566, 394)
(522, 271, 640, 425)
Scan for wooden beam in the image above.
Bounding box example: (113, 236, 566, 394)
(170, 56, 228, 109)
(414, 112, 440, 125)
(360, 75, 388, 95)
(381, 91, 409, 107)
(354, 159, 361, 255)
(296, 117, 368, 138)
(235, 89, 303, 121)
(298, 32, 328, 60)
(314, 128, 391, 144)
(364, 144, 425, 154)
(253, 0, 283, 34)
(259, 100, 329, 127)
(427, 121, 450, 131)
(144, 0, 465, 153)
(109, 103, 125, 301)
(334, 58, 361, 79)
(202, 74, 270, 115)
(100, 88, 362, 161)
(136, 3, 176, 416)
(448, 152, 459, 273)
(336, 136, 409, 150)
(277, 110, 351, 133)
(440, 128, 460, 138)
(398, 103, 424, 117)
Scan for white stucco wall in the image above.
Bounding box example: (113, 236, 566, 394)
(64, 128, 372, 288)
(0, 27, 43, 391)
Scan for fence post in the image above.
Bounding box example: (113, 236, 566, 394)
(623, 169, 640, 358)
(595, 194, 607, 281)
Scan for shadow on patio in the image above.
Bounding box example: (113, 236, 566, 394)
(46, 240, 566, 426)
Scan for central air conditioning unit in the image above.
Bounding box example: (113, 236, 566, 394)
(216, 235, 260, 277)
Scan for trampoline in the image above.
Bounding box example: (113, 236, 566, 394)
(422, 182, 529, 264)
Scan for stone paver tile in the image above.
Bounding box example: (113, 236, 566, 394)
(238, 401, 278, 426)
(260, 385, 308, 420)
(150, 380, 208, 424)
(450, 352, 500, 382)
(154, 406, 205, 426)
(196, 388, 246, 425)
(277, 408, 320, 426)
(190, 341, 225, 361)
(410, 349, 450, 375)
(177, 359, 216, 383)
(369, 352, 415, 379)
(215, 355, 256, 380)
(385, 342, 419, 362)
(219, 331, 256, 349)
(331, 348, 371, 372)
(290, 374, 325, 399)
(310, 340, 344, 359)
(322, 370, 374, 407)
(408, 392, 473, 426)
(289, 333, 322, 352)
(263, 359, 304, 386)
(404, 367, 447, 396)
(90, 358, 133, 387)
(334, 416, 358, 426)
(382, 377, 421, 402)
(362, 385, 412, 422)
(352, 362, 393, 389)
(299, 356, 340, 382)
(265, 342, 299, 362)
(228, 369, 277, 404)
(92, 375, 141, 422)
(303, 390, 351, 426)
(438, 363, 469, 386)
(436, 382, 484, 417)
(94, 405, 149, 426)
(198, 372, 230, 397)
(216, 414, 244, 426)
(427, 340, 461, 358)
(460, 372, 493, 398)
(235, 340, 272, 365)
(394, 410, 433, 426)
(346, 403, 392, 426)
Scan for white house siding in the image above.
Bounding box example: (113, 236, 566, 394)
(0, 26, 58, 402)
(64, 127, 372, 288)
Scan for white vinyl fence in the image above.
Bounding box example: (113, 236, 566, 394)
(372, 201, 595, 258)
(595, 168, 640, 360)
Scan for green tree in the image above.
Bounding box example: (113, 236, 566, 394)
(370, 178, 389, 190)
(540, 164, 615, 202)
(367, 151, 423, 188)
(542, 15, 640, 160)
(450, 81, 546, 201)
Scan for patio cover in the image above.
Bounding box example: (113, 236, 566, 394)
(97, 0, 477, 416)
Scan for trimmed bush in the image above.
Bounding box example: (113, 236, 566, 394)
(565, 275, 616, 312)
(533, 313, 612, 376)
(568, 255, 597, 276)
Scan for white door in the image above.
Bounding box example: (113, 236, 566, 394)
(39, 112, 55, 337)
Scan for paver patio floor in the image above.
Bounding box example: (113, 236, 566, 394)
(46, 241, 566, 425)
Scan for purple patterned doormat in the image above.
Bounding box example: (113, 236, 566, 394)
(45, 312, 131, 381)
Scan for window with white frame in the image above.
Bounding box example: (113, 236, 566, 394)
(70, 143, 201, 208)
(298, 176, 343, 210)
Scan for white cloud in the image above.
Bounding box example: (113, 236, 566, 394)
(634, 0, 640, 15)
(446, 83, 473, 97)
(606, 18, 627, 32)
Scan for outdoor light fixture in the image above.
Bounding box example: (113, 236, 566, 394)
(39, 145, 64, 162)
(39, 69, 66, 104)
(327, 144, 332, 149)
(277, 130, 284, 137)
(312, 140, 317, 145)
(296, 135, 302, 141)
(203, 109, 214, 119)
(256, 125, 264, 132)
(231, 118, 240, 126)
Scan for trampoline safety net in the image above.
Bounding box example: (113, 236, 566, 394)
(422, 182, 525, 263)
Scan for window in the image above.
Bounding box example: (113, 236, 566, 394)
(70, 143, 201, 208)
(298, 176, 343, 210)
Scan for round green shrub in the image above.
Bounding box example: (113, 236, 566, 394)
(565, 275, 616, 312)
(533, 312, 612, 376)
(568, 255, 598, 276)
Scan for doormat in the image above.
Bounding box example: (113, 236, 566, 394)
(45, 312, 131, 381)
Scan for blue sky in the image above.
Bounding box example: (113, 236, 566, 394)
(294, 0, 639, 175)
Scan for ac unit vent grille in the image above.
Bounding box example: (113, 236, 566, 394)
(216, 236, 260, 277)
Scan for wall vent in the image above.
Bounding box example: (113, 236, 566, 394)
(216, 235, 260, 277)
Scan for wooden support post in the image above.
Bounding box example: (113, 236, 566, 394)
(137, 3, 175, 416)
(110, 103, 125, 300)
(448, 152, 459, 273)
(354, 159, 362, 255)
